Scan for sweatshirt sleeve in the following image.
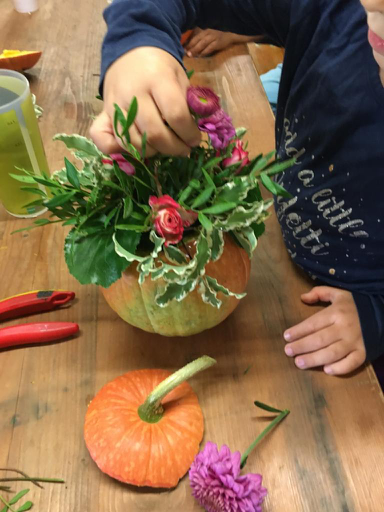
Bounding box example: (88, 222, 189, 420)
(352, 292, 384, 362)
(101, 0, 291, 87)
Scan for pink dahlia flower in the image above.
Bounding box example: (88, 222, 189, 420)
(198, 109, 236, 149)
(187, 86, 221, 117)
(189, 442, 267, 512)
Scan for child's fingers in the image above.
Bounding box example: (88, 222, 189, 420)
(301, 286, 337, 304)
(90, 110, 123, 154)
(132, 94, 192, 156)
(293, 340, 350, 370)
(284, 324, 340, 357)
(284, 307, 334, 342)
(152, 81, 201, 149)
(323, 350, 366, 376)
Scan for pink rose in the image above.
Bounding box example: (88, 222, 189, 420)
(222, 139, 250, 173)
(149, 195, 197, 245)
(102, 153, 135, 175)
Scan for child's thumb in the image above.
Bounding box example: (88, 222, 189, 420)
(90, 110, 122, 155)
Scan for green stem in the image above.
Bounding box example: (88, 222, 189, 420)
(240, 407, 290, 469)
(0, 494, 16, 512)
(0, 478, 64, 484)
(138, 356, 216, 423)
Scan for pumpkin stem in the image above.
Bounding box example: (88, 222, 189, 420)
(138, 355, 216, 423)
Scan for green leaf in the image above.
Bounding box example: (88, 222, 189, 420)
(155, 279, 198, 307)
(202, 167, 216, 188)
(34, 218, 52, 226)
(214, 202, 272, 230)
(126, 97, 138, 132)
(62, 217, 78, 226)
(205, 276, 246, 299)
(149, 230, 165, 258)
(9, 174, 37, 184)
(178, 185, 193, 204)
(264, 157, 296, 177)
(53, 134, 102, 158)
(202, 202, 237, 214)
(113, 103, 128, 142)
(186, 69, 194, 79)
(123, 197, 133, 219)
(9, 490, 29, 506)
(191, 185, 215, 208)
(113, 232, 147, 263)
(44, 191, 77, 208)
(250, 150, 275, 174)
(101, 180, 124, 192)
(254, 401, 283, 413)
(64, 157, 80, 189)
(65, 228, 140, 287)
(233, 227, 258, 259)
(32, 176, 61, 188)
(20, 187, 46, 196)
(204, 156, 222, 170)
(198, 277, 222, 309)
(216, 177, 252, 203)
(251, 221, 265, 238)
(260, 172, 292, 198)
(208, 228, 224, 261)
(198, 212, 213, 232)
(164, 245, 188, 265)
(115, 224, 149, 232)
(104, 206, 119, 228)
(17, 502, 33, 512)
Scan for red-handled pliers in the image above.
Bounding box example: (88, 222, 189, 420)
(0, 290, 79, 350)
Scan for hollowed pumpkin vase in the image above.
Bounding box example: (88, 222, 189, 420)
(102, 234, 251, 336)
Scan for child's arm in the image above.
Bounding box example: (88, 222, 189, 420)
(91, 0, 290, 155)
(283, 287, 384, 375)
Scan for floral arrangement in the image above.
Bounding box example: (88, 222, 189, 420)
(13, 86, 293, 308)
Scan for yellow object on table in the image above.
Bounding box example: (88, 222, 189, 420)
(0, 49, 42, 71)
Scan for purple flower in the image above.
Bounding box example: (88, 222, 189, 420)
(198, 109, 236, 149)
(102, 153, 135, 175)
(187, 86, 221, 116)
(189, 442, 267, 512)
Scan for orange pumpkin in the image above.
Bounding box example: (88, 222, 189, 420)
(84, 356, 216, 488)
(102, 234, 251, 336)
(0, 50, 42, 71)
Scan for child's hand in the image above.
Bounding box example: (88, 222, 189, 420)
(90, 47, 201, 156)
(283, 286, 366, 375)
(184, 28, 237, 58)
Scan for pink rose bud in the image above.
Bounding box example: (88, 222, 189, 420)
(102, 153, 135, 175)
(187, 86, 221, 117)
(222, 139, 250, 172)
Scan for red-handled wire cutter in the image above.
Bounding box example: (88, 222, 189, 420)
(0, 290, 79, 350)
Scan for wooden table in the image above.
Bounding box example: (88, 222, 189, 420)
(1, 2, 384, 511)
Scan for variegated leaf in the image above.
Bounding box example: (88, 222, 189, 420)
(205, 276, 247, 299)
(208, 228, 224, 262)
(198, 278, 222, 309)
(233, 226, 258, 259)
(164, 244, 188, 264)
(156, 279, 198, 307)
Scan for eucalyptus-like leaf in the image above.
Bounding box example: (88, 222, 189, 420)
(44, 191, 77, 208)
(202, 202, 237, 215)
(20, 187, 47, 197)
(191, 185, 215, 209)
(9, 174, 37, 184)
(9, 489, 29, 505)
(16, 501, 33, 511)
(198, 212, 213, 232)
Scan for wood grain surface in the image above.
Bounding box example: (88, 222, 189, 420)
(1, 2, 383, 511)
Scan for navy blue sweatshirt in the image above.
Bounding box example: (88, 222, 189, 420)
(101, 0, 384, 361)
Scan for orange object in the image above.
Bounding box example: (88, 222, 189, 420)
(84, 356, 216, 488)
(0, 50, 42, 71)
(102, 234, 251, 336)
(181, 30, 193, 46)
